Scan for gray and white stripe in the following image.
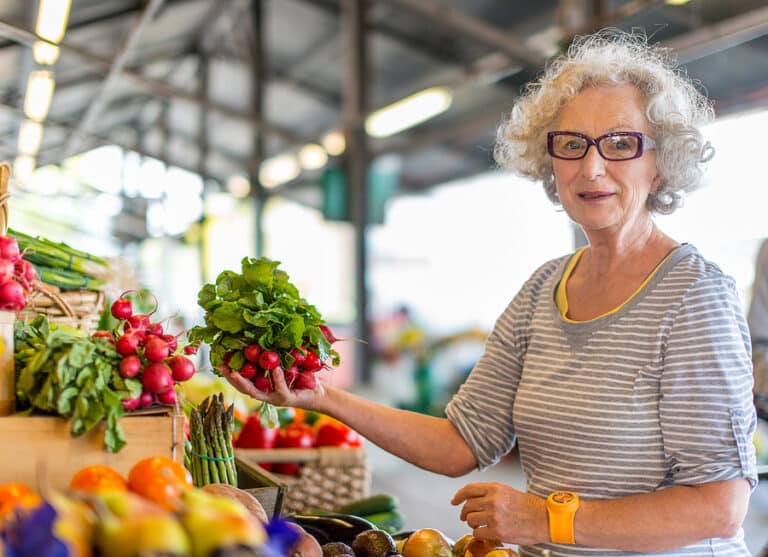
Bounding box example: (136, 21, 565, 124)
(446, 244, 757, 556)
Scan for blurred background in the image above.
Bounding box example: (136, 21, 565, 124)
(1, 0, 768, 406)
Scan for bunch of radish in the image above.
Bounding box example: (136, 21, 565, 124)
(221, 324, 338, 393)
(92, 290, 197, 411)
(0, 235, 36, 311)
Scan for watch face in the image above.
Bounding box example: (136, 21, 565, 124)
(552, 491, 576, 505)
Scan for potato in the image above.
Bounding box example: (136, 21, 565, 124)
(201, 483, 270, 524)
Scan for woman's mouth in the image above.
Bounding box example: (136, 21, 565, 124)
(578, 191, 613, 200)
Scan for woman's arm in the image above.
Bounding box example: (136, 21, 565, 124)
(453, 478, 751, 551)
(222, 366, 478, 477)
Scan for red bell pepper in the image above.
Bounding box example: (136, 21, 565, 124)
(316, 421, 363, 448)
(273, 423, 316, 475)
(235, 414, 279, 471)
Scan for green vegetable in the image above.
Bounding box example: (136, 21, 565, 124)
(186, 394, 238, 487)
(14, 315, 141, 452)
(336, 494, 399, 516)
(188, 257, 340, 426)
(359, 510, 405, 534)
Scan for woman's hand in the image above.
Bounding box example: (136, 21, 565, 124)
(452, 482, 548, 546)
(220, 364, 325, 409)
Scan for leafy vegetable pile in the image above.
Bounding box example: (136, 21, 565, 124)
(14, 315, 142, 452)
(188, 257, 340, 424)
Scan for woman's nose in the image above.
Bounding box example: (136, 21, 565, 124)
(580, 145, 606, 180)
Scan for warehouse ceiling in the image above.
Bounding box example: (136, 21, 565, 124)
(0, 0, 767, 237)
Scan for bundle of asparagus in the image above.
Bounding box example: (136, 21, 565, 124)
(186, 393, 238, 487)
(9, 227, 109, 291)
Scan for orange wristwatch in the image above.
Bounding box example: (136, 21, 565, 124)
(546, 491, 580, 544)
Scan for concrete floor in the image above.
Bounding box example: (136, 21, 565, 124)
(367, 443, 768, 555)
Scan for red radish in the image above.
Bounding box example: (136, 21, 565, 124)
(253, 374, 273, 392)
(243, 343, 262, 363)
(0, 260, 13, 284)
(144, 337, 170, 363)
(0, 280, 25, 310)
(146, 322, 164, 336)
(289, 347, 306, 367)
(111, 296, 133, 320)
(143, 334, 159, 345)
(0, 237, 20, 262)
(168, 355, 196, 382)
(240, 362, 258, 380)
(319, 324, 339, 344)
(183, 345, 198, 355)
(284, 365, 299, 387)
(157, 388, 177, 405)
(138, 391, 154, 408)
(141, 363, 173, 394)
(125, 314, 150, 332)
(119, 355, 142, 378)
(303, 351, 322, 373)
(258, 350, 280, 371)
(91, 330, 115, 344)
(294, 371, 317, 390)
(122, 397, 140, 411)
(161, 333, 178, 352)
(14, 259, 36, 283)
(116, 333, 141, 356)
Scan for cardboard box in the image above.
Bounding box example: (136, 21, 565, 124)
(0, 406, 185, 490)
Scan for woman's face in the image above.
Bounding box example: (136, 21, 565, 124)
(551, 84, 659, 238)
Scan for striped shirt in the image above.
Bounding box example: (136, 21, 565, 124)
(445, 244, 757, 556)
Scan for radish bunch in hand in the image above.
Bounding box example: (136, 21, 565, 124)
(92, 290, 197, 411)
(0, 235, 35, 311)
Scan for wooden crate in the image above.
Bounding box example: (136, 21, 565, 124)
(0, 406, 185, 490)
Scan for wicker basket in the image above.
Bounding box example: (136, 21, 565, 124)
(19, 280, 106, 331)
(234, 447, 370, 514)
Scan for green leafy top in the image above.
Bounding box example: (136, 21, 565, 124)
(188, 257, 340, 371)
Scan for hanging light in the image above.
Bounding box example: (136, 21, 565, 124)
(365, 87, 453, 138)
(321, 131, 346, 156)
(23, 70, 55, 122)
(17, 120, 43, 155)
(33, 41, 60, 65)
(299, 144, 328, 170)
(665, 0, 691, 4)
(258, 154, 300, 188)
(35, 0, 72, 44)
(226, 175, 251, 198)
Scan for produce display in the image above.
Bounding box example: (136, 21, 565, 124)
(188, 257, 340, 425)
(186, 394, 238, 488)
(0, 234, 36, 311)
(13, 289, 197, 452)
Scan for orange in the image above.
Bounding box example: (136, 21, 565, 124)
(0, 482, 41, 519)
(69, 465, 129, 493)
(127, 456, 193, 510)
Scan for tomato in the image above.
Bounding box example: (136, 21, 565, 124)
(0, 483, 41, 520)
(127, 456, 193, 510)
(69, 465, 128, 493)
(316, 421, 363, 448)
(273, 423, 316, 476)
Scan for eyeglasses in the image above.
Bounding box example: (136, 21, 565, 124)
(547, 131, 656, 161)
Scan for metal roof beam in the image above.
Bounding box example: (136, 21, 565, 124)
(0, 20, 309, 147)
(64, 0, 166, 157)
(380, 0, 546, 71)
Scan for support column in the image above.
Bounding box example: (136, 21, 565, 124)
(342, 0, 371, 384)
(250, 0, 267, 257)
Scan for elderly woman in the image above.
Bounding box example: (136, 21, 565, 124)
(223, 30, 757, 555)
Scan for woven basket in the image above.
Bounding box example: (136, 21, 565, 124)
(234, 447, 370, 514)
(19, 279, 106, 332)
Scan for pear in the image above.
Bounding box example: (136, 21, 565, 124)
(181, 508, 266, 557)
(97, 513, 191, 557)
(402, 529, 453, 557)
(49, 492, 98, 557)
(91, 490, 166, 519)
(452, 535, 473, 557)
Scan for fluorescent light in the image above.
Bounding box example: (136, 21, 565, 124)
(321, 131, 346, 156)
(13, 156, 35, 182)
(299, 144, 328, 170)
(365, 87, 453, 138)
(35, 0, 72, 44)
(665, 0, 691, 4)
(258, 154, 300, 188)
(33, 41, 60, 65)
(17, 120, 43, 155)
(24, 70, 55, 122)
